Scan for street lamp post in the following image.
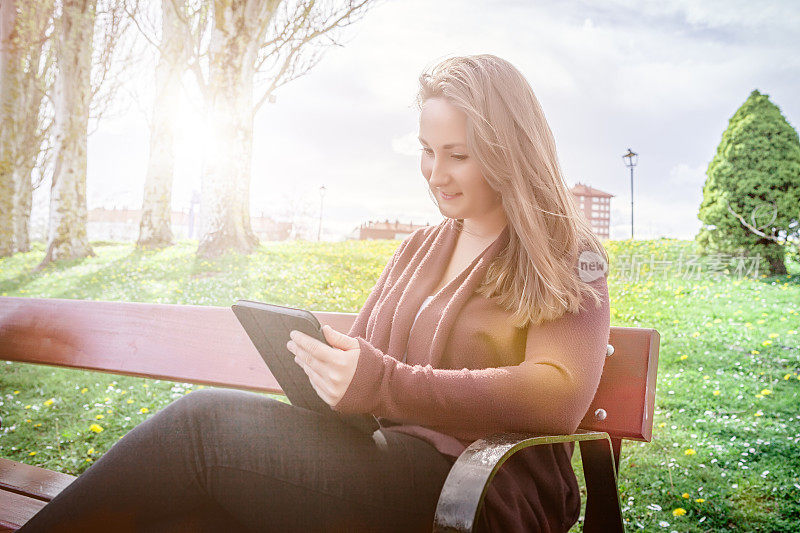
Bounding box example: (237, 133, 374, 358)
(622, 148, 638, 240)
(317, 185, 326, 241)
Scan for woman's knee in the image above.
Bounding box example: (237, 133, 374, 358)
(156, 387, 285, 433)
(160, 387, 251, 422)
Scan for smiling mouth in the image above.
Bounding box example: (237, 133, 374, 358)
(439, 191, 462, 200)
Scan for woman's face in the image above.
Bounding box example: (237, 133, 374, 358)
(418, 97, 504, 228)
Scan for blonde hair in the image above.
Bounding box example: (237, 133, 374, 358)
(416, 54, 609, 328)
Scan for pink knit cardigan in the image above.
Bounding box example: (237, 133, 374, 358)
(333, 217, 610, 532)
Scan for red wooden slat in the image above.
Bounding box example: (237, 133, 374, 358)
(0, 458, 76, 502)
(0, 489, 48, 531)
(0, 296, 356, 393)
(0, 296, 659, 441)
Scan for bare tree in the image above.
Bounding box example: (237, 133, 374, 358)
(37, 0, 133, 268)
(125, 0, 188, 249)
(0, 0, 56, 256)
(0, 0, 19, 256)
(169, 0, 379, 258)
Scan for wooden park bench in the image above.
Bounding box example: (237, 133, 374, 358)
(0, 296, 659, 532)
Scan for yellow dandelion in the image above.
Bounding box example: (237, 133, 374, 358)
(713, 390, 720, 396)
(658, 422, 667, 428)
(85, 458, 93, 462)
(682, 493, 690, 499)
(104, 397, 111, 402)
(684, 449, 697, 456)
(751, 350, 760, 355)
(95, 414, 104, 419)
(43, 398, 55, 406)
(680, 354, 689, 360)
(760, 389, 772, 396)
(754, 411, 763, 417)
(24, 405, 31, 409)
(33, 423, 42, 428)
(126, 399, 134, 404)
(81, 388, 88, 394)
(768, 333, 779, 338)
(690, 332, 700, 338)
(695, 498, 705, 503)
(88, 447, 95, 455)
(90, 424, 104, 433)
(29, 451, 37, 456)
(756, 319, 766, 324)
(762, 340, 772, 346)
(120, 390, 127, 395)
(672, 508, 687, 516)
(703, 375, 710, 380)
(713, 318, 722, 323)
(755, 394, 763, 399)
(785, 374, 793, 380)
(142, 384, 148, 388)
(140, 407, 149, 414)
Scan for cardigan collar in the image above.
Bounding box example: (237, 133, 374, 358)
(367, 217, 510, 369)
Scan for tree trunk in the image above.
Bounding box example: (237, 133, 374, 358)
(3, 1, 54, 255)
(38, 0, 96, 268)
(0, 0, 19, 256)
(764, 247, 788, 276)
(196, 0, 265, 258)
(13, 164, 31, 252)
(136, 0, 186, 250)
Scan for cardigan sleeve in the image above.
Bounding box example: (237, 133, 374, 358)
(333, 273, 611, 441)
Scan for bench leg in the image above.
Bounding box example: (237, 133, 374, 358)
(579, 438, 624, 533)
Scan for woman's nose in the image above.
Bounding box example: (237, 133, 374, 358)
(427, 159, 450, 187)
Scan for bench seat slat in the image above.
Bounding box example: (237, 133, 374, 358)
(0, 457, 76, 502)
(0, 488, 48, 531)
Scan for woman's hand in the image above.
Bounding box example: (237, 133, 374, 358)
(287, 325, 360, 408)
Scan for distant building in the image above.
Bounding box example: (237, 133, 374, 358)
(569, 182, 613, 239)
(87, 207, 292, 242)
(354, 219, 430, 240)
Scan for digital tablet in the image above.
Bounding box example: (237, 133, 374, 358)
(231, 299, 380, 435)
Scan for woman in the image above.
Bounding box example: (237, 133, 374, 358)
(18, 54, 610, 533)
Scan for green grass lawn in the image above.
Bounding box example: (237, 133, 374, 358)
(1, 238, 799, 532)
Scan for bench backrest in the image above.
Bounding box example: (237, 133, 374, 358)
(0, 296, 659, 442)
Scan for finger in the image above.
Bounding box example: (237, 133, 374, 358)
(288, 341, 318, 374)
(321, 324, 359, 351)
(290, 330, 335, 363)
(295, 353, 335, 405)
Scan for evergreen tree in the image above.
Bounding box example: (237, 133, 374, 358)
(696, 89, 800, 275)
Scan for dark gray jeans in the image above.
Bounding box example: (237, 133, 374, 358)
(17, 387, 457, 532)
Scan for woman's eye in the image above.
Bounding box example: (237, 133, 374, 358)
(420, 148, 467, 161)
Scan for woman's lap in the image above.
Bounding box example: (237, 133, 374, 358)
(17, 387, 455, 533)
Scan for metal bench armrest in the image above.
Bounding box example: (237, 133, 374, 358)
(432, 429, 623, 533)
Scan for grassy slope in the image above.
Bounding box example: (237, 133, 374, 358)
(1, 238, 798, 532)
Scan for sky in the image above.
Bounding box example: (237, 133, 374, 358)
(29, 0, 800, 241)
